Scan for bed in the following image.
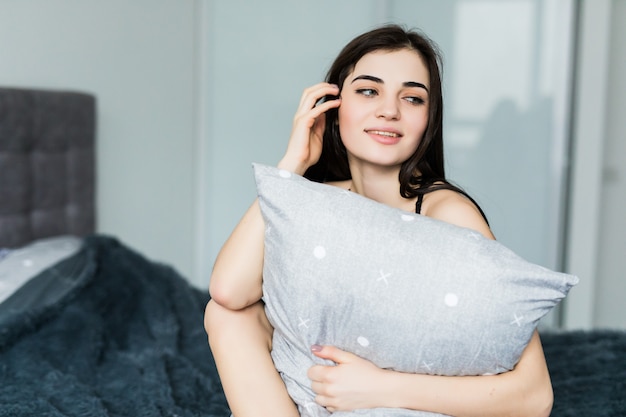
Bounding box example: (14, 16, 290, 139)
(0, 87, 624, 416)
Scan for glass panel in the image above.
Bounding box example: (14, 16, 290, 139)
(387, 0, 575, 272)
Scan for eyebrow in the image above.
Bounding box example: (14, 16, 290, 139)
(351, 74, 429, 93)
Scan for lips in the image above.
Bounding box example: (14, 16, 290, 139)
(367, 130, 400, 137)
(365, 128, 402, 144)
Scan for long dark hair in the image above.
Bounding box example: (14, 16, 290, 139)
(304, 24, 488, 223)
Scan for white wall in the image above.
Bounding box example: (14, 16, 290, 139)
(199, 0, 389, 289)
(0, 0, 198, 281)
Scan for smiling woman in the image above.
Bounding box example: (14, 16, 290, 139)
(206, 24, 555, 417)
(306, 27, 488, 223)
(337, 49, 430, 179)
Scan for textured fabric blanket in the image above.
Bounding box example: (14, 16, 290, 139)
(542, 330, 626, 416)
(0, 235, 229, 417)
(0, 235, 624, 416)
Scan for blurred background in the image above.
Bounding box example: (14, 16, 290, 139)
(0, 0, 623, 330)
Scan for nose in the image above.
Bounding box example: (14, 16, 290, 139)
(376, 96, 400, 120)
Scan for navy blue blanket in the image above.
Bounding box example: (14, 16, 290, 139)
(0, 235, 624, 416)
(0, 235, 229, 416)
(542, 330, 626, 416)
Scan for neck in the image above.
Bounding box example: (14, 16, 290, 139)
(348, 161, 408, 210)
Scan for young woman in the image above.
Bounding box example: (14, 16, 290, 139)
(205, 24, 553, 417)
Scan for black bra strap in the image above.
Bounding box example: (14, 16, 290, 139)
(415, 193, 424, 214)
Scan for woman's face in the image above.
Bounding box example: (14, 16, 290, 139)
(338, 48, 430, 170)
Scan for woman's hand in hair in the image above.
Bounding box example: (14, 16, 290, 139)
(278, 83, 340, 176)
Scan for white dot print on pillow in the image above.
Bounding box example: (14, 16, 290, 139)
(401, 214, 415, 222)
(313, 246, 326, 259)
(357, 336, 370, 347)
(444, 293, 459, 307)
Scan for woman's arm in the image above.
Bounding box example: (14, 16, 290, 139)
(384, 332, 553, 417)
(205, 83, 342, 416)
(208, 200, 265, 310)
(205, 300, 300, 417)
(309, 332, 552, 417)
(209, 82, 340, 310)
(307, 190, 553, 417)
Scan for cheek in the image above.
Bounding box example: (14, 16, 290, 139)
(337, 108, 353, 142)
(337, 121, 363, 151)
(337, 99, 363, 138)
(408, 111, 429, 140)
(337, 102, 353, 126)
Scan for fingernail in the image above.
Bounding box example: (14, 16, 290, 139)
(311, 344, 323, 352)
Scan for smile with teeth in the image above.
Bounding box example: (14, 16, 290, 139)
(366, 130, 401, 138)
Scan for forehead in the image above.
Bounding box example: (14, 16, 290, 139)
(350, 49, 429, 86)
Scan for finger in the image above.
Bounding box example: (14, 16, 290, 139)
(308, 363, 332, 382)
(314, 393, 329, 407)
(309, 379, 324, 395)
(307, 363, 329, 382)
(292, 97, 340, 131)
(314, 395, 337, 413)
(296, 83, 340, 115)
(296, 94, 338, 122)
(311, 112, 326, 133)
(310, 344, 354, 364)
(296, 83, 322, 109)
(297, 82, 337, 108)
(302, 96, 341, 124)
(315, 95, 341, 112)
(298, 95, 338, 118)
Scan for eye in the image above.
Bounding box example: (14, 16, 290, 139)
(355, 88, 377, 97)
(404, 96, 426, 105)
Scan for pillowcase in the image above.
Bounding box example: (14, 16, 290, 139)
(0, 236, 83, 305)
(254, 163, 578, 416)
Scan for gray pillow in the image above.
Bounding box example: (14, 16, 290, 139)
(254, 163, 578, 417)
(0, 235, 83, 304)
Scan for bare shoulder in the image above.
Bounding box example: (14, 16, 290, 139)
(422, 189, 495, 240)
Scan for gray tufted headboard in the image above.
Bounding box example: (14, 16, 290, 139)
(0, 87, 96, 248)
